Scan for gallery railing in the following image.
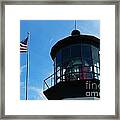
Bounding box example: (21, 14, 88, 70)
(43, 73, 55, 91)
(43, 66, 100, 91)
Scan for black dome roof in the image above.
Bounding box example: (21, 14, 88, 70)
(71, 30, 80, 36)
(50, 30, 100, 60)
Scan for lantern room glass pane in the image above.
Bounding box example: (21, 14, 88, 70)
(81, 44, 92, 60)
(82, 58, 93, 66)
(56, 50, 62, 65)
(62, 46, 70, 62)
(71, 44, 81, 58)
(92, 45, 99, 61)
(73, 58, 82, 65)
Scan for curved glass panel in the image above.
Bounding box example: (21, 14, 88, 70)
(81, 44, 92, 59)
(62, 46, 70, 62)
(56, 50, 62, 65)
(71, 44, 81, 58)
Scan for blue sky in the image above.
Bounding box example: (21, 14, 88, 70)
(20, 20, 100, 100)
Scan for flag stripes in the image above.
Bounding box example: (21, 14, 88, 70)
(20, 47, 27, 52)
(20, 36, 28, 52)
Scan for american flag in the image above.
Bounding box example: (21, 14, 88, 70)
(20, 36, 28, 52)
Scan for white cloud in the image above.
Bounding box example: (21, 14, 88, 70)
(28, 86, 47, 100)
(20, 81, 24, 87)
(20, 64, 26, 75)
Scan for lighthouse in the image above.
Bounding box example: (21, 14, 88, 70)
(43, 29, 100, 100)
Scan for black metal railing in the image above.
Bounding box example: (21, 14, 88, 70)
(43, 67, 100, 91)
(43, 73, 54, 91)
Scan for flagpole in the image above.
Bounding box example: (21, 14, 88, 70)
(25, 32, 30, 100)
(75, 20, 77, 30)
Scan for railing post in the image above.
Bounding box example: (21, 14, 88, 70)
(43, 80, 45, 91)
(51, 76, 52, 87)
